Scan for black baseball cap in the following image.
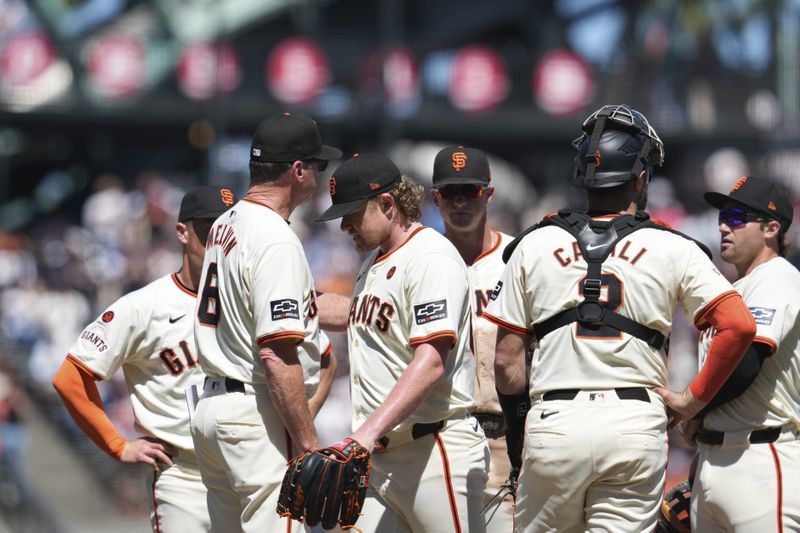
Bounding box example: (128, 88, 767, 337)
(250, 112, 342, 163)
(432, 146, 491, 187)
(179, 185, 237, 222)
(317, 153, 401, 221)
(704, 176, 793, 229)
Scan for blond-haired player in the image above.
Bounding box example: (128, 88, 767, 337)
(486, 105, 756, 532)
(190, 113, 340, 532)
(317, 153, 489, 532)
(431, 145, 516, 531)
(687, 176, 799, 532)
(53, 185, 236, 532)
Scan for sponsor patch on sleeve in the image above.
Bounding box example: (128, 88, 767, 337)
(749, 306, 775, 326)
(489, 281, 503, 301)
(271, 299, 300, 321)
(413, 299, 448, 325)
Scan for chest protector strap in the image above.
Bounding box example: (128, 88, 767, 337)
(507, 209, 709, 350)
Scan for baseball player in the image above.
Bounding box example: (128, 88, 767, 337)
(431, 145, 516, 531)
(316, 153, 489, 532)
(52, 185, 237, 532)
(484, 104, 757, 532)
(190, 113, 341, 533)
(687, 176, 799, 532)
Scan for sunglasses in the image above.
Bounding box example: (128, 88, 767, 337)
(718, 207, 765, 228)
(435, 184, 488, 200)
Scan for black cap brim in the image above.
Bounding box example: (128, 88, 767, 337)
(316, 198, 368, 221)
(704, 191, 764, 214)
(433, 176, 490, 187)
(316, 145, 343, 161)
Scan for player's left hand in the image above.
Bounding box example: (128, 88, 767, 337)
(120, 436, 176, 471)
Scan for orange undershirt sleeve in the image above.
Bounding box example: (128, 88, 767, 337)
(689, 294, 757, 402)
(52, 357, 127, 460)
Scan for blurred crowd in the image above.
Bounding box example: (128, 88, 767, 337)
(0, 153, 798, 518)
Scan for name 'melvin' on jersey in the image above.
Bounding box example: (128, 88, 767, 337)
(206, 223, 238, 255)
(553, 238, 648, 267)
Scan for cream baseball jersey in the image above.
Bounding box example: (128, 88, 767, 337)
(484, 220, 736, 394)
(67, 273, 203, 451)
(348, 227, 474, 430)
(469, 231, 514, 414)
(699, 256, 800, 432)
(194, 199, 329, 395)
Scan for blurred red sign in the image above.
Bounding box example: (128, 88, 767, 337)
(0, 31, 55, 86)
(87, 35, 146, 99)
(178, 43, 241, 100)
(448, 45, 508, 112)
(383, 47, 418, 106)
(533, 50, 593, 116)
(267, 37, 329, 105)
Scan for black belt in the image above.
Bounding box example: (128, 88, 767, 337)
(542, 387, 650, 403)
(205, 376, 245, 393)
(474, 413, 505, 439)
(696, 426, 782, 446)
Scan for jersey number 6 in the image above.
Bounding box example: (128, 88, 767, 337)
(198, 262, 220, 327)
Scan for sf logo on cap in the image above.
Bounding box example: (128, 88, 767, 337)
(731, 176, 748, 191)
(451, 151, 467, 172)
(329, 177, 337, 197)
(220, 189, 235, 206)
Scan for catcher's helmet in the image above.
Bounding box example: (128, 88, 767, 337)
(572, 104, 665, 189)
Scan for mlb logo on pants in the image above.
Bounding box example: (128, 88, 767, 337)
(589, 393, 605, 401)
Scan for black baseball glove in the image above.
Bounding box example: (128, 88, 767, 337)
(277, 438, 371, 530)
(656, 479, 692, 533)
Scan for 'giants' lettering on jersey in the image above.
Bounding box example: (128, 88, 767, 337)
(80, 329, 108, 352)
(553, 239, 647, 267)
(349, 295, 395, 332)
(206, 223, 238, 255)
(414, 299, 448, 325)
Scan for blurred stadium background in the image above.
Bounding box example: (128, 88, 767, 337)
(1, 0, 799, 531)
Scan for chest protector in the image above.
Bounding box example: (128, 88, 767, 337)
(502, 209, 712, 350)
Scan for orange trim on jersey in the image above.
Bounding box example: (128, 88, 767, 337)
(373, 226, 427, 264)
(256, 331, 305, 346)
(693, 290, 740, 327)
(152, 472, 163, 533)
(66, 354, 105, 381)
(648, 216, 672, 229)
(754, 336, 778, 355)
(434, 433, 462, 533)
(409, 331, 456, 347)
(769, 442, 784, 533)
(472, 231, 501, 265)
(321, 344, 333, 360)
(171, 273, 197, 297)
(482, 312, 530, 336)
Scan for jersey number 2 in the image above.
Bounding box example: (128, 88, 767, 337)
(576, 273, 623, 339)
(198, 262, 220, 326)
